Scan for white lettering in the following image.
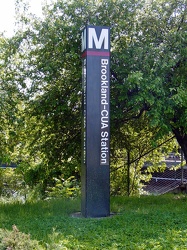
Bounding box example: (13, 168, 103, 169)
(101, 110, 108, 117)
(101, 131, 108, 138)
(101, 74, 107, 81)
(100, 58, 109, 165)
(101, 158, 107, 164)
(101, 80, 108, 86)
(101, 88, 107, 94)
(101, 98, 108, 105)
(88, 28, 109, 50)
(101, 117, 108, 124)
(101, 153, 107, 159)
(101, 59, 108, 65)
(101, 123, 108, 129)
(101, 68, 107, 75)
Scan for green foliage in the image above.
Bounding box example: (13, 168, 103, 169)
(46, 176, 80, 199)
(0, 168, 24, 199)
(0, 167, 80, 202)
(0, 225, 43, 250)
(1, 195, 187, 249)
(0, 0, 186, 198)
(110, 113, 177, 195)
(110, 0, 187, 160)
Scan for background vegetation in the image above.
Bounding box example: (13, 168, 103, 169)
(0, 0, 186, 198)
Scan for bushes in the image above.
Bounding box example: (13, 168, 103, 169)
(0, 225, 43, 250)
(0, 167, 80, 202)
(0, 168, 25, 200)
(46, 176, 80, 199)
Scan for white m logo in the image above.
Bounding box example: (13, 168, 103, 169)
(88, 28, 109, 50)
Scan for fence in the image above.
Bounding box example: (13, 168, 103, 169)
(143, 154, 187, 195)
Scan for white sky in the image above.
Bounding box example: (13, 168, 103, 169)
(0, 0, 53, 37)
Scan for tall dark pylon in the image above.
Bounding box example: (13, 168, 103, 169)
(81, 25, 110, 218)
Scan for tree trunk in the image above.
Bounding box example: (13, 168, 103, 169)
(127, 151, 131, 196)
(172, 128, 187, 164)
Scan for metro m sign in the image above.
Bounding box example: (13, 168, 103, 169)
(82, 26, 109, 52)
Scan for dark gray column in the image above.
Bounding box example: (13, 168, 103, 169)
(81, 25, 110, 218)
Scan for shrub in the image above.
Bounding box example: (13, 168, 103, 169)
(0, 225, 43, 250)
(46, 176, 80, 199)
(0, 168, 25, 198)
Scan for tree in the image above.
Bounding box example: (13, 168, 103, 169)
(0, 34, 25, 163)
(1, 0, 186, 196)
(108, 0, 186, 161)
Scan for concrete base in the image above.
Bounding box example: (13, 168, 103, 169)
(71, 212, 118, 219)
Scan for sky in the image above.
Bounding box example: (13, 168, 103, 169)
(0, 0, 51, 37)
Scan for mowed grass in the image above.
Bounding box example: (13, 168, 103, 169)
(1, 194, 187, 249)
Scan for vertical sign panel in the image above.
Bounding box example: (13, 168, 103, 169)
(81, 25, 110, 218)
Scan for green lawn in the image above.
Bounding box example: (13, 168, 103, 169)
(1, 194, 187, 249)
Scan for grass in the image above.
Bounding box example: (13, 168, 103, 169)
(1, 194, 187, 249)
